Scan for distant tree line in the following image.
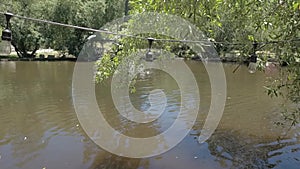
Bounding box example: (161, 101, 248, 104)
(0, 0, 124, 58)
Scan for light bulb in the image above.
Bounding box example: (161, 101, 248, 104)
(248, 62, 257, 74)
(145, 50, 154, 62)
(0, 40, 11, 56)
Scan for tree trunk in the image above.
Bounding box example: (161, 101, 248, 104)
(11, 40, 39, 58)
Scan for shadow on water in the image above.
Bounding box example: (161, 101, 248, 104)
(206, 129, 300, 169)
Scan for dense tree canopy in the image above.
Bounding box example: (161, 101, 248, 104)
(0, 0, 125, 57)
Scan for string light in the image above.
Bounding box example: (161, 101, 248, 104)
(248, 42, 258, 74)
(145, 38, 154, 62)
(0, 12, 12, 56)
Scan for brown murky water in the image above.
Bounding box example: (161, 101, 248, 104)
(0, 61, 299, 169)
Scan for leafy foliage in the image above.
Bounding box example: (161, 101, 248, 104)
(95, 0, 300, 125)
(8, 0, 43, 58)
(0, 0, 124, 57)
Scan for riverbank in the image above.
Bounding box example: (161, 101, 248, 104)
(0, 50, 280, 63)
(0, 56, 249, 62)
(0, 56, 77, 62)
(0, 56, 278, 63)
(1, 47, 282, 63)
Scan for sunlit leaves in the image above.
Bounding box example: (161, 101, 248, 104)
(102, 0, 300, 125)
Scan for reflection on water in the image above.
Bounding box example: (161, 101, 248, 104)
(0, 61, 299, 169)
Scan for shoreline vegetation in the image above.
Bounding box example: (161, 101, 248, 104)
(0, 48, 279, 63)
(0, 56, 77, 62)
(0, 55, 278, 63)
(0, 48, 77, 61)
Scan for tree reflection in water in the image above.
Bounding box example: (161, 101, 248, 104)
(206, 129, 300, 168)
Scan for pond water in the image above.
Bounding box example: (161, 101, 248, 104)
(0, 61, 299, 169)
